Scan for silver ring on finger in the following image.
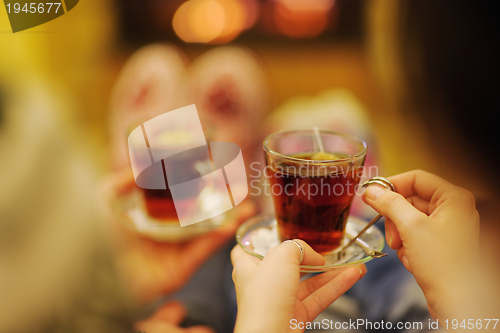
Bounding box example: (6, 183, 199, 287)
(282, 239, 304, 264)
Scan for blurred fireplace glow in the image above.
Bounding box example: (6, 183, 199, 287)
(173, 0, 258, 44)
(274, 0, 336, 38)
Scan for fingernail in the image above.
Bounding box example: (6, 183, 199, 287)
(402, 256, 411, 273)
(387, 234, 393, 249)
(357, 266, 364, 276)
(365, 185, 386, 200)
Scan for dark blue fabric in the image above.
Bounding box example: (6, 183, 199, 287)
(170, 240, 238, 333)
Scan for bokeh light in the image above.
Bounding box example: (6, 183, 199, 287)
(188, 0, 226, 43)
(210, 0, 245, 44)
(172, 1, 197, 42)
(240, 0, 260, 30)
(173, 0, 257, 44)
(274, 0, 336, 38)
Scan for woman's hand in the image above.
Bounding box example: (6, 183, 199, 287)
(135, 301, 215, 333)
(114, 203, 254, 304)
(362, 170, 480, 321)
(231, 240, 366, 333)
(99, 169, 256, 303)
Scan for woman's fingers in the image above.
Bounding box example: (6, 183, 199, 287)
(143, 301, 187, 325)
(259, 239, 325, 270)
(278, 239, 325, 266)
(388, 170, 455, 201)
(406, 195, 431, 215)
(297, 265, 366, 301)
(231, 239, 325, 289)
(384, 218, 402, 249)
(135, 301, 216, 333)
(388, 170, 478, 215)
(396, 247, 411, 273)
(363, 184, 428, 232)
(136, 321, 215, 333)
(231, 245, 261, 281)
(183, 326, 217, 333)
(300, 266, 365, 320)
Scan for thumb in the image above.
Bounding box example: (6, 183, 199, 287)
(362, 185, 427, 232)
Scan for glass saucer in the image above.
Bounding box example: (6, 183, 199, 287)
(111, 188, 235, 242)
(236, 214, 385, 273)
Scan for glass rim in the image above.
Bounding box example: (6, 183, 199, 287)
(262, 129, 367, 164)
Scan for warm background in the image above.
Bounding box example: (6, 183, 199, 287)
(1, 1, 499, 331)
(1, 0, 498, 247)
(0, 0, 455, 178)
(1, 0, 499, 255)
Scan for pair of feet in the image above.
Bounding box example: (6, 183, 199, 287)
(108, 44, 271, 171)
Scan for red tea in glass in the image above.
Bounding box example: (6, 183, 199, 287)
(140, 168, 178, 220)
(135, 146, 211, 221)
(263, 130, 366, 254)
